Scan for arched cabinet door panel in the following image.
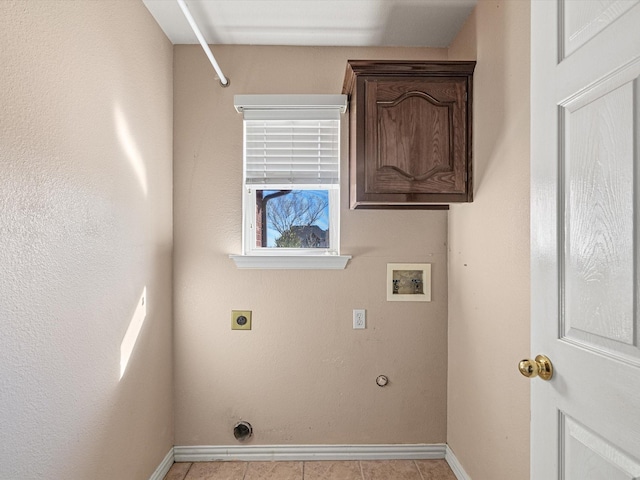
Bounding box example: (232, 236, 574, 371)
(343, 61, 475, 209)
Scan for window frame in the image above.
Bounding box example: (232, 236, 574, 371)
(243, 185, 340, 256)
(231, 95, 351, 269)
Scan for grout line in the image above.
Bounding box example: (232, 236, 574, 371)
(358, 460, 365, 480)
(242, 461, 249, 480)
(182, 462, 194, 480)
(301, 460, 304, 479)
(414, 459, 426, 480)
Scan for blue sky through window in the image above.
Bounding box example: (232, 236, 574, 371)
(263, 190, 329, 247)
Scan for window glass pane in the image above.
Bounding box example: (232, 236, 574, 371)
(255, 190, 329, 248)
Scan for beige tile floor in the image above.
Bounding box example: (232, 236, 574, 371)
(164, 459, 457, 480)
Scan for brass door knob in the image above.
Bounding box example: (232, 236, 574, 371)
(518, 355, 553, 381)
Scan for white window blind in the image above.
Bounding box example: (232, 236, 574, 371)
(235, 95, 347, 188)
(244, 118, 340, 186)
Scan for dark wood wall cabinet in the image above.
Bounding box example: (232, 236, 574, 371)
(342, 60, 475, 209)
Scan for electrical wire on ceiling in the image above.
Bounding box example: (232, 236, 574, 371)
(176, 0, 229, 87)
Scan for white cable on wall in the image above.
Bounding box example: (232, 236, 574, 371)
(176, 0, 230, 87)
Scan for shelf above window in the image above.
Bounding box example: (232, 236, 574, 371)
(229, 254, 351, 270)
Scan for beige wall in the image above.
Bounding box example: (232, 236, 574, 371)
(0, 0, 532, 473)
(173, 45, 450, 445)
(447, 1, 531, 479)
(0, 2, 174, 478)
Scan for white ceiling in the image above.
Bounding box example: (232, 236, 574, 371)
(142, 0, 477, 47)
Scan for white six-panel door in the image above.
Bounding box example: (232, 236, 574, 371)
(531, 1, 640, 479)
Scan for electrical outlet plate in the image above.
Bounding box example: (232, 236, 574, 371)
(353, 309, 366, 329)
(232, 310, 252, 330)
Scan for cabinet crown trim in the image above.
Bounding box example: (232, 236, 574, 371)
(342, 60, 476, 94)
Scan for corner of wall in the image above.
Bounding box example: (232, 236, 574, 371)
(445, 1, 531, 479)
(0, 1, 175, 478)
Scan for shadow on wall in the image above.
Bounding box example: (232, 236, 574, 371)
(463, 3, 508, 196)
(382, 2, 476, 47)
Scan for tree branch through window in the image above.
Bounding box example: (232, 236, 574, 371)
(259, 190, 329, 248)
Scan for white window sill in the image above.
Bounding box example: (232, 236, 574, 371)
(229, 254, 351, 270)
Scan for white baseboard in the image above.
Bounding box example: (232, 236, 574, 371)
(148, 448, 175, 480)
(173, 443, 447, 462)
(445, 445, 471, 480)
(156, 443, 470, 479)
